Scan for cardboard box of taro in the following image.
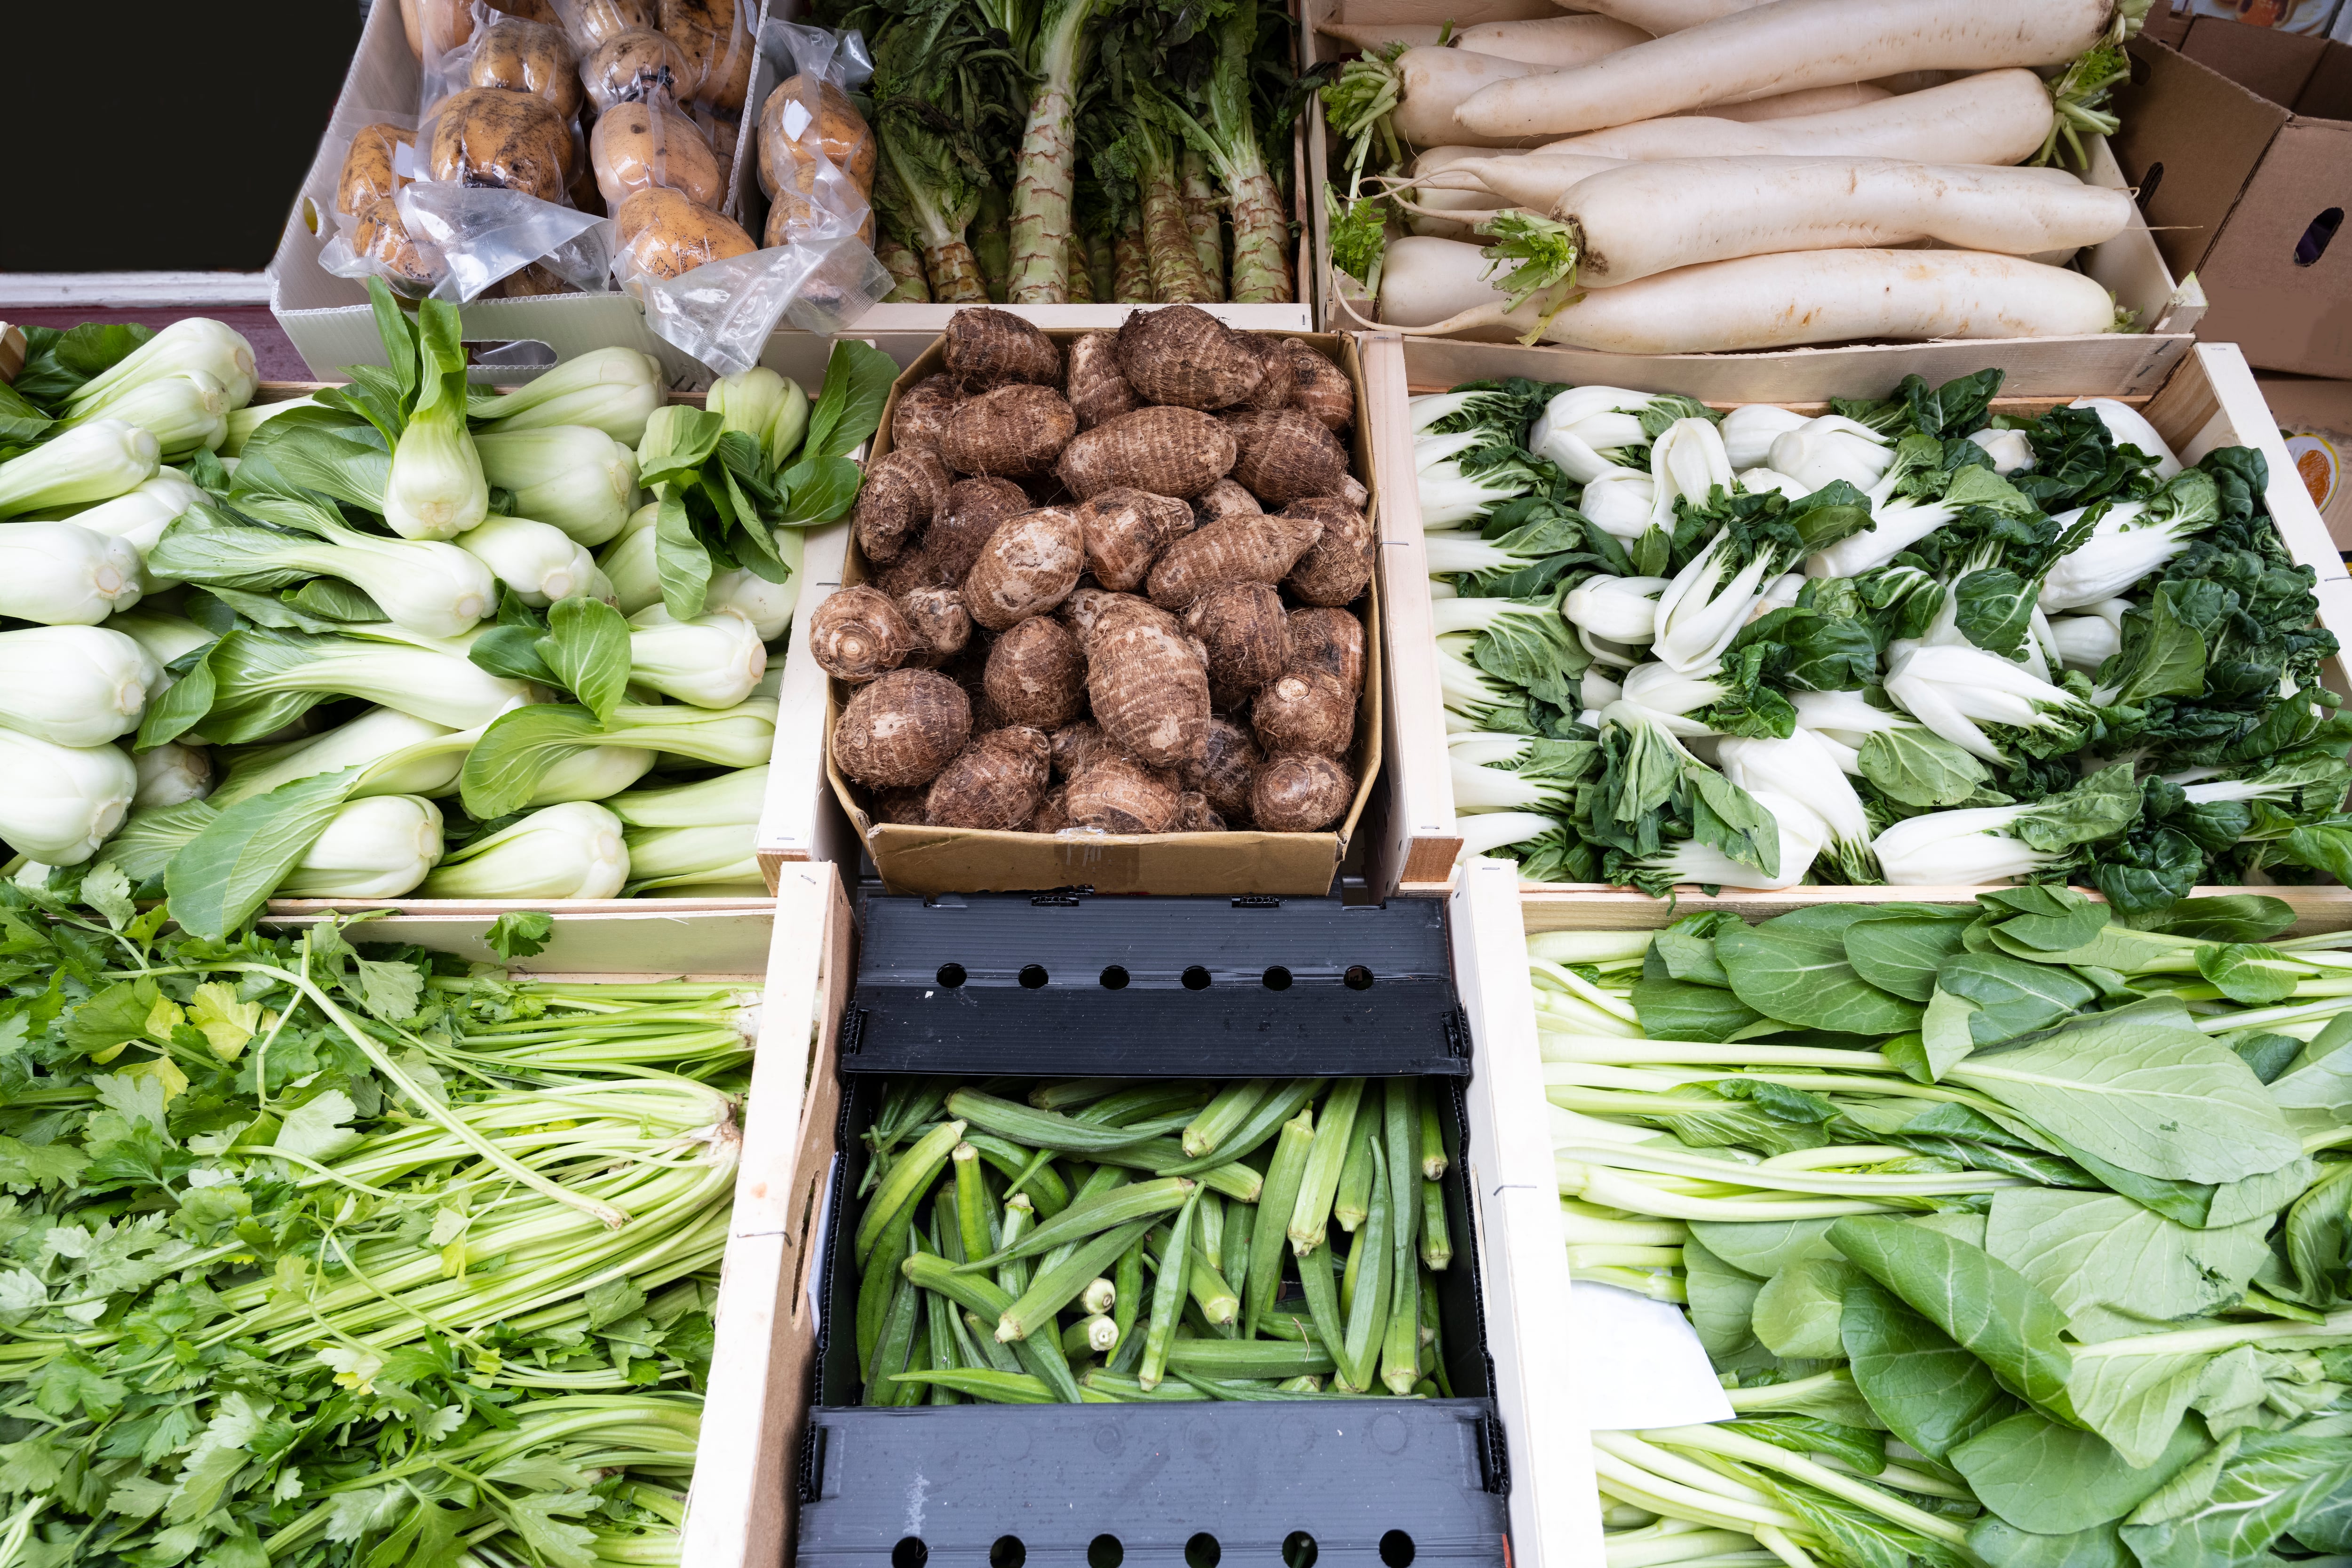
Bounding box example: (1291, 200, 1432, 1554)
(816, 307, 1385, 896)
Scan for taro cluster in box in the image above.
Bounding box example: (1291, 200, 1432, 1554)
(820, 306, 1376, 837)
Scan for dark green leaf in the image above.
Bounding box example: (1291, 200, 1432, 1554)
(2119, 1429, 2352, 1565)
(1952, 1412, 2208, 1535)
(1840, 1274, 2019, 1461)
(1629, 976, 1765, 1043)
(656, 489, 713, 620)
(485, 910, 554, 960)
(1832, 1217, 2074, 1413)
(1964, 1517, 2134, 1568)
(1936, 953, 2098, 1048)
(469, 624, 561, 686)
(801, 339, 902, 461)
(781, 452, 867, 526)
(164, 767, 365, 939)
(1844, 916, 1975, 1003)
(1716, 923, 1923, 1035)
(1859, 728, 1994, 809)
(540, 596, 632, 723)
(458, 703, 604, 819)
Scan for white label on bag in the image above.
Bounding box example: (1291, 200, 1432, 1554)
(393, 140, 421, 179)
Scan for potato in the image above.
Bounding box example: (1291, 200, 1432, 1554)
(350, 198, 435, 290)
(1065, 331, 1139, 428)
(892, 374, 961, 455)
(1085, 596, 1209, 771)
(1222, 408, 1353, 506)
(810, 585, 919, 683)
(765, 193, 874, 250)
(1251, 753, 1354, 833)
(1145, 510, 1322, 612)
(1077, 488, 1190, 594)
(583, 27, 694, 112)
(1253, 669, 1355, 758)
(1114, 305, 1264, 411)
(427, 88, 573, 203)
(560, 0, 656, 49)
(490, 262, 574, 297)
(614, 188, 757, 279)
(964, 507, 1085, 631)
(1184, 716, 1261, 824)
(927, 726, 1051, 830)
(984, 616, 1088, 730)
(1183, 583, 1290, 699)
(938, 384, 1078, 479)
(1067, 753, 1182, 834)
(1056, 407, 1237, 501)
(834, 668, 971, 788)
(944, 307, 1062, 391)
(1240, 333, 1298, 412)
(469, 17, 581, 118)
(1282, 497, 1374, 608)
(401, 0, 475, 58)
(854, 446, 952, 566)
(655, 0, 741, 97)
(1192, 478, 1260, 528)
(1285, 339, 1355, 432)
(1171, 792, 1225, 833)
(1287, 607, 1366, 697)
(337, 123, 413, 215)
(590, 98, 721, 209)
(899, 586, 971, 657)
(758, 76, 878, 197)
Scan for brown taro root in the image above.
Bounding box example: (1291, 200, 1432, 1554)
(1056, 407, 1236, 501)
(1192, 478, 1260, 528)
(898, 586, 971, 656)
(1240, 334, 1299, 412)
(1077, 488, 1191, 593)
(1066, 754, 1182, 834)
(1050, 720, 1116, 780)
(1183, 583, 1290, 697)
(427, 88, 572, 202)
(872, 787, 930, 825)
(1252, 753, 1355, 833)
(1030, 782, 1072, 833)
(892, 375, 961, 454)
(853, 446, 951, 565)
(1057, 586, 1128, 643)
(1145, 509, 1322, 612)
(1284, 340, 1356, 432)
(1065, 332, 1141, 430)
(1282, 497, 1375, 607)
(614, 188, 757, 280)
(1339, 473, 1370, 510)
(1223, 408, 1353, 506)
(1184, 716, 1262, 824)
(1287, 607, 1366, 696)
(1171, 792, 1225, 833)
(944, 307, 1062, 390)
(810, 586, 919, 682)
(939, 385, 1079, 479)
(917, 477, 1029, 586)
(964, 508, 1085, 631)
(1085, 597, 1209, 771)
(338, 123, 414, 215)
(1114, 306, 1264, 411)
(984, 617, 1088, 730)
(1253, 669, 1356, 758)
(833, 668, 971, 788)
(926, 726, 1051, 830)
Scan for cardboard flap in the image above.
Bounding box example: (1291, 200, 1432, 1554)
(2117, 38, 2293, 279)
(2181, 14, 2333, 105)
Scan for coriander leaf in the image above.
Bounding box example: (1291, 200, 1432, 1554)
(485, 910, 555, 960)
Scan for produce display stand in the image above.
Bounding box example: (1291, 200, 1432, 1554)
(1296, 0, 2203, 398)
(755, 517, 861, 884)
(258, 863, 855, 1568)
(786, 893, 1522, 1568)
(1361, 337, 2352, 897)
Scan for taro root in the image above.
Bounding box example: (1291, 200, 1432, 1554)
(1339, 473, 1370, 510)
(1240, 334, 1298, 412)
(1287, 607, 1366, 696)
(873, 787, 930, 826)
(892, 375, 961, 454)
(854, 446, 952, 565)
(1145, 509, 1323, 612)
(964, 507, 1085, 631)
(833, 668, 971, 787)
(1253, 669, 1356, 758)
(1077, 488, 1191, 593)
(1050, 720, 1115, 780)
(426, 87, 573, 202)
(1284, 340, 1355, 432)
(944, 307, 1062, 390)
(1057, 585, 1127, 642)
(899, 586, 971, 656)
(338, 123, 414, 215)
(1085, 597, 1209, 771)
(1251, 753, 1355, 833)
(614, 188, 758, 280)
(1184, 716, 1262, 825)
(810, 586, 919, 683)
(1223, 408, 1353, 506)
(926, 726, 1051, 830)
(469, 16, 581, 118)
(939, 384, 1079, 479)
(1114, 306, 1264, 411)
(583, 27, 695, 112)
(1066, 754, 1182, 834)
(1056, 406, 1237, 501)
(1192, 478, 1260, 528)
(984, 616, 1088, 730)
(1030, 783, 1072, 833)
(1171, 792, 1225, 833)
(1183, 583, 1290, 697)
(886, 477, 1027, 591)
(1282, 496, 1375, 608)
(1065, 332, 1141, 429)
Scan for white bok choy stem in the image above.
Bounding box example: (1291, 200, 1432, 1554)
(1643, 417, 1732, 534)
(1716, 729, 1877, 880)
(0, 730, 137, 864)
(275, 794, 446, 899)
(62, 471, 208, 589)
(421, 801, 630, 900)
(1455, 812, 1565, 863)
(1720, 404, 1807, 470)
(1769, 416, 1891, 494)
(1578, 470, 1658, 541)
(1871, 804, 2060, 884)
(0, 522, 145, 625)
(1651, 533, 1778, 672)
(1629, 785, 1822, 891)
(456, 515, 611, 608)
(1565, 574, 1667, 653)
(148, 500, 497, 640)
(469, 347, 665, 445)
(0, 626, 158, 748)
(1883, 640, 2090, 763)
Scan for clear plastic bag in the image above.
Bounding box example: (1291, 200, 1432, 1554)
(319, 111, 437, 294)
(632, 237, 892, 376)
(397, 181, 614, 302)
(590, 88, 723, 208)
(753, 22, 875, 250)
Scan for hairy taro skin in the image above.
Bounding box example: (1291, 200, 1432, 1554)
(1055, 406, 1238, 501)
(898, 585, 971, 656)
(1115, 305, 1265, 411)
(1281, 496, 1375, 607)
(834, 668, 972, 788)
(1251, 752, 1354, 833)
(1065, 331, 1142, 429)
(1282, 339, 1356, 433)
(1050, 720, 1117, 781)
(1077, 488, 1192, 593)
(938, 383, 1079, 478)
(809, 585, 919, 683)
(853, 446, 951, 565)
(1184, 716, 1263, 825)
(1145, 509, 1323, 611)
(963, 507, 1086, 631)
(1252, 669, 1356, 758)
(1084, 597, 1211, 771)
(925, 725, 1051, 830)
(877, 476, 1029, 595)
(1287, 607, 1367, 696)
(1222, 407, 1353, 507)
(891, 374, 961, 454)
(1029, 781, 1072, 833)
(1066, 752, 1183, 834)
(944, 306, 1063, 390)
(984, 615, 1089, 730)
(1192, 477, 1261, 528)
(1184, 582, 1291, 697)
(1170, 791, 1226, 833)
(1239, 333, 1299, 412)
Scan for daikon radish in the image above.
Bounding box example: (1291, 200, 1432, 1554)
(1411, 153, 1627, 209)
(1559, 0, 1774, 35)
(1456, 0, 2130, 138)
(1692, 82, 1887, 121)
(1539, 69, 2054, 165)
(1316, 21, 1450, 51)
(1454, 15, 1653, 65)
(1404, 147, 1517, 239)
(1375, 242, 2118, 351)
(1390, 48, 1578, 148)
(1508, 158, 2134, 290)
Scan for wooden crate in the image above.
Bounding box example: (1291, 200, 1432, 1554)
(262, 864, 853, 1568)
(755, 518, 860, 884)
(1366, 339, 2352, 898)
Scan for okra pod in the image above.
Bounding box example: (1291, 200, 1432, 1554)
(1337, 1143, 1392, 1393)
(1064, 1313, 1120, 1356)
(1165, 1339, 1337, 1379)
(998, 1219, 1153, 1343)
(1031, 1078, 1136, 1110)
(933, 1186, 967, 1267)
(1184, 1079, 1270, 1158)
(902, 1252, 1082, 1401)
(1197, 1190, 1224, 1270)
(1103, 1142, 1260, 1201)
(1294, 1216, 1349, 1373)
(1078, 1083, 1212, 1126)
(1419, 1264, 1441, 1348)
(1277, 1375, 1324, 1393)
(1290, 1079, 1366, 1255)
(960, 1132, 1071, 1216)
(1384, 1081, 1420, 1272)
(923, 1227, 962, 1402)
(1420, 1098, 1448, 1180)
(856, 1214, 913, 1373)
(1139, 1186, 1201, 1391)
(1154, 1078, 1322, 1177)
(898, 1324, 934, 1407)
(1108, 1238, 1145, 1374)
(1083, 1370, 1208, 1401)
(1081, 1276, 1117, 1316)
(1172, 1371, 1321, 1401)
(1422, 1180, 1453, 1271)
(1148, 1222, 1240, 1329)
(1255, 1310, 1310, 1344)
(890, 1369, 1117, 1404)
(960, 1178, 1191, 1273)
(953, 1143, 991, 1266)
(865, 1269, 921, 1405)
(1244, 1108, 1316, 1340)
(855, 1119, 966, 1268)
(965, 1310, 1022, 1373)
(948, 1090, 1164, 1155)
(1333, 1118, 1376, 1233)
(996, 1194, 1035, 1297)
(1221, 1194, 1254, 1309)
(1382, 1243, 1421, 1394)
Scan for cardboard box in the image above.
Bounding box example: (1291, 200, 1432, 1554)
(818, 327, 1387, 897)
(1299, 0, 2202, 396)
(1365, 339, 2351, 897)
(2113, 28, 2352, 376)
(2260, 372, 2352, 549)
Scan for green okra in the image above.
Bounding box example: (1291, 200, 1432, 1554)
(960, 1132, 1071, 1216)
(1382, 1242, 1422, 1394)
(1384, 1080, 1420, 1277)
(1171, 1371, 1325, 1401)
(1109, 1237, 1145, 1374)
(1030, 1078, 1136, 1111)
(1154, 1078, 1323, 1176)
(1198, 1190, 1224, 1268)
(1290, 1079, 1367, 1255)
(890, 1369, 1117, 1404)
(934, 1186, 967, 1267)
(1422, 1180, 1453, 1271)
(1166, 1339, 1337, 1379)
(898, 1324, 934, 1406)
(958, 1177, 1190, 1273)
(1184, 1079, 1270, 1158)
(1064, 1313, 1120, 1356)
(996, 1194, 1035, 1297)
(1079, 1083, 1213, 1127)
(998, 1219, 1154, 1343)
(1294, 1218, 1349, 1375)
(948, 1089, 1165, 1156)
(1083, 1370, 1209, 1401)
(901, 1252, 1081, 1401)
(1419, 1263, 1441, 1347)
(1082, 1276, 1118, 1315)
(1334, 1116, 1377, 1233)
(1337, 1143, 1392, 1393)
(1139, 1186, 1201, 1391)
(1420, 1097, 1448, 1180)
(865, 1268, 922, 1405)
(965, 1310, 1022, 1373)
(1244, 1107, 1316, 1339)
(856, 1213, 913, 1373)
(953, 1143, 991, 1266)
(1148, 1222, 1241, 1329)
(855, 1118, 966, 1268)
(1277, 1375, 1324, 1393)
(1221, 1193, 1254, 1308)
(1105, 1139, 1261, 1200)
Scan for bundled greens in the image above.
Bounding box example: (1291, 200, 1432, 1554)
(1528, 889, 2352, 1568)
(1420, 369, 2352, 916)
(0, 881, 759, 1566)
